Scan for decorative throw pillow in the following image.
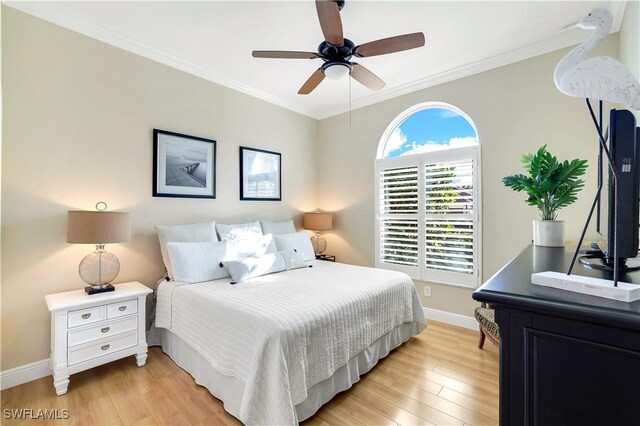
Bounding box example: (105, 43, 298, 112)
(216, 220, 263, 243)
(166, 241, 234, 284)
(223, 253, 286, 284)
(260, 219, 296, 235)
(227, 233, 277, 259)
(274, 232, 316, 261)
(279, 249, 308, 270)
(155, 221, 218, 280)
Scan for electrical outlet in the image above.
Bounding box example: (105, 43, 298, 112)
(424, 286, 431, 297)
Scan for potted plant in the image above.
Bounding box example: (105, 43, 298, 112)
(503, 145, 588, 247)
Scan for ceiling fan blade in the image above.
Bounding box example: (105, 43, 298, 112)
(354, 32, 425, 58)
(315, 0, 344, 46)
(350, 63, 385, 91)
(298, 68, 326, 94)
(252, 51, 319, 59)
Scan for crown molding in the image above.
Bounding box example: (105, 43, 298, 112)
(4, 0, 628, 121)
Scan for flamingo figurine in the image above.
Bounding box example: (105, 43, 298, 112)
(554, 8, 640, 109)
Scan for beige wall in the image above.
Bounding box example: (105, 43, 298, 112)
(318, 35, 620, 317)
(620, 0, 639, 119)
(1, 8, 318, 371)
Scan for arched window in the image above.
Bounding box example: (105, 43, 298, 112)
(375, 103, 481, 287)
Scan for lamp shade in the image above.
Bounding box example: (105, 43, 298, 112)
(303, 212, 333, 231)
(67, 211, 131, 244)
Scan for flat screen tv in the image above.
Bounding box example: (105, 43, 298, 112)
(595, 109, 640, 267)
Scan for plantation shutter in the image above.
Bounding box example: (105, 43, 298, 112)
(424, 149, 478, 287)
(376, 146, 480, 287)
(376, 156, 421, 278)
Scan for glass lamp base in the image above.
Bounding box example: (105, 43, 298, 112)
(78, 245, 120, 287)
(311, 235, 327, 255)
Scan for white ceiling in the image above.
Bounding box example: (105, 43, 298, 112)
(6, 1, 627, 119)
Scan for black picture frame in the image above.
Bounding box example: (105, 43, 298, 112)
(153, 129, 216, 199)
(239, 146, 282, 201)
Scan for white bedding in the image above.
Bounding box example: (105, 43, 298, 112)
(155, 260, 426, 425)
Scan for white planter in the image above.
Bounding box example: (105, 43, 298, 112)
(533, 220, 564, 247)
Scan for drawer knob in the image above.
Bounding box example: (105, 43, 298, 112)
(101, 344, 110, 351)
(81, 313, 91, 319)
(101, 327, 110, 333)
(118, 306, 127, 312)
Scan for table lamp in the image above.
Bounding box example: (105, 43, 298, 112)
(67, 202, 131, 294)
(303, 210, 333, 255)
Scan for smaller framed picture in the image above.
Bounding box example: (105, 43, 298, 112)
(239, 146, 282, 201)
(153, 129, 216, 199)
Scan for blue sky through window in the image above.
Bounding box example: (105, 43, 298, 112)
(383, 107, 477, 158)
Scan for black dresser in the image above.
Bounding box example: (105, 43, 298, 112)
(473, 245, 640, 426)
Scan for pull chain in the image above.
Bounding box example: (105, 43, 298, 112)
(348, 74, 352, 128)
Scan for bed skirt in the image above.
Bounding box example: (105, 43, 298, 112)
(148, 321, 421, 424)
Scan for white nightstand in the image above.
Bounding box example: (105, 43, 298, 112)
(45, 281, 152, 395)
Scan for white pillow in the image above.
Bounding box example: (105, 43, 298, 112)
(166, 242, 235, 284)
(155, 221, 218, 280)
(260, 220, 296, 235)
(228, 233, 278, 259)
(274, 232, 316, 262)
(279, 249, 307, 270)
(224, 253, 285, 284)
(216, 221, 263, 242)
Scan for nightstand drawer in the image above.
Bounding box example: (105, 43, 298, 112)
(68, 330, 137, 366)
(68, 316, 138, 347)
(107, 299, 137, 319)
(68, 306, 106, 328)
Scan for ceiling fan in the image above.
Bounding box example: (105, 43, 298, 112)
(252, 0, 426, 95)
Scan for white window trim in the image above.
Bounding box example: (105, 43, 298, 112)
(375, 103, 482, 288)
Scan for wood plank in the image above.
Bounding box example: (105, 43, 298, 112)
(110, 392, 155, 425)
(329, 391, 397, 426)
(138, 387, 192, 425)
(355, 377, 463, 425)
(438, 386, 499, 419)
(81, 395, 123, 426)
(347, 385, 437, 426)
(363, 375, 497, 425)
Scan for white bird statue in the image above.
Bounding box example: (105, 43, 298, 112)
(554, 8, 640, 109)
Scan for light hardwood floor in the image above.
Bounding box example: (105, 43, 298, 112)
(1, 321, 499, 425)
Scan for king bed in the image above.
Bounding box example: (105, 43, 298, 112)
(151, 260, 425, 424)
(149, 220, 426, 425)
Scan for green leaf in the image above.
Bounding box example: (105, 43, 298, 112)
(503, 144, 587, 219)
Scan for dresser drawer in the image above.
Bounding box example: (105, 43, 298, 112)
(107, 299, 137, 319)
(68, 316, 138, 347)
(68, 306, 106, 328)
(68, 331, 137, 366)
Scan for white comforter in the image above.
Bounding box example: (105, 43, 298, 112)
(156, 261, 426, 425)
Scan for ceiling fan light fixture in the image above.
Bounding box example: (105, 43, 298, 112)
(323, 62, 351, 80)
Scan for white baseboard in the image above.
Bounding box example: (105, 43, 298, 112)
(0, 359, 51, 391)
(423, 307, 478, 330)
